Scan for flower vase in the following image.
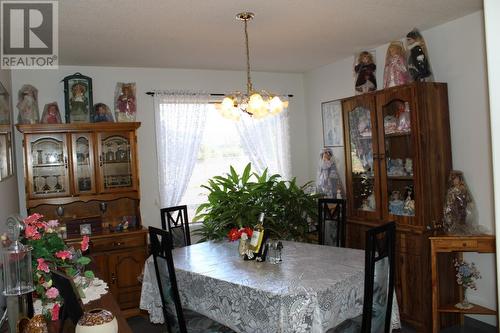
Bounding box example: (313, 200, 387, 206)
(455, 287, 473, 309)
(238, 238, 247, 256)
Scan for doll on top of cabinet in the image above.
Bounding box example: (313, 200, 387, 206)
(383, 41, 411, 88)
(406, 29, 433, 82)
(114, 82, 136, 122)
(17, 84, 40, 124)
(354, 51, 377, 95)
(41, 102, 62, 124)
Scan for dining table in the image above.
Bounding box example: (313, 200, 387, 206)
(140, 240, 401, 333)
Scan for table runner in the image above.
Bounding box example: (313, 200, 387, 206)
(140, 241, 400, 333)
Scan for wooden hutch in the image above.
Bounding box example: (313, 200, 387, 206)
(17, 122, 147, 316)
(341, 82, 455, 331)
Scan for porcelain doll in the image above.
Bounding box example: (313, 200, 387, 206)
(383, 41, 410, 88)
(115, 83, 136, 122)
(41, 102, 62, 124)
(389, 190, 404, 215)
(443, 171, 476, 234)
(93, 103, 114, 122)
(316, 148, 344, 198)
(406, 29, 433, 81)
(354, 51, 377, 95)
(69, 82, 89, 122)
(396, 101, 411, 132)
(17, 84, 40, 124)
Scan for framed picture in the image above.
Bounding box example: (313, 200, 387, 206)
(50, 270, 83, 324)
(321, 100, 344, 147)
(63, 72, 93, 123)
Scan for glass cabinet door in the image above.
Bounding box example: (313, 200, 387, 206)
(71, 133, 96, 195)
(344, 98, 381, 220)
(97, 132, 136, 193)
(378, 94, 416, 223)
(27, 134, 70, 198)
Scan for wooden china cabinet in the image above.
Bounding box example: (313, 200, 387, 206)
(17, 122, 147, 316)
(341, 82, 454, 332)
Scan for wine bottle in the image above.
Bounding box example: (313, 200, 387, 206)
(245, 213, 268, 261)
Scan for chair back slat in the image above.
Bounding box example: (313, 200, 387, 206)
(361, 222, 396, 333)
(160, 205, 191, 248)
(149, 226, 188, 333)
(318, 198, 346, 247)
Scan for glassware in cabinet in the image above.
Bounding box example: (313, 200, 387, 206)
(71, 133, 96, 195)
(27, 134, 70, 198)
(97, 132, 136, 193)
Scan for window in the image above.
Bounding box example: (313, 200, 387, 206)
(180, 105, 251, 219)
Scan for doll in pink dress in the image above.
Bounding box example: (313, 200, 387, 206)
(383, 41, 410, 88)
(115, 83, 136, 122)
(41, 102, 62, 124)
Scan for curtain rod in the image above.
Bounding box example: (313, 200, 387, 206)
(145, 91, 294, 98)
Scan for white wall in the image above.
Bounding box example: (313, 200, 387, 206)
(11, 66, 309, 229)
(304, 10, 497, 325)
(484, 0, 500, 318)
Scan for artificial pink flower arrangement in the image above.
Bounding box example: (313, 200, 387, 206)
(2, 213, 94, 321)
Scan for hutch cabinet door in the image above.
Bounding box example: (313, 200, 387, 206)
(26, 133, 71, 199)
(71, 133, 96, 195)
(108, 248, 146, 309)
(342, 95, 382, 220)
(375, 86, 418, 225)
(96, 131, 138, 193)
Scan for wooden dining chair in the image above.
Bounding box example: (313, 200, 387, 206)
(318, 198, 346, 247)
(148, 226, 235, 333)
(328, 221, 396, 333)
(160, 205, 191, 248)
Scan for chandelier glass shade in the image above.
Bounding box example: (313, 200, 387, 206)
(216, 12, 288, 121)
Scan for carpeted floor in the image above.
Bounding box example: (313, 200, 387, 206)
(127, 315, 497, 333)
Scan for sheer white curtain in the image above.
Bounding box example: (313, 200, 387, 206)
(154, 91, 210, 208)
(236, 109, 292, 179)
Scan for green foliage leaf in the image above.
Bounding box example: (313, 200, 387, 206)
(193, 164, 317, 241)
(77, 256, 91, 266)
(84, 270, 95, 279)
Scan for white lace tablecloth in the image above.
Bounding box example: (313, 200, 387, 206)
(140, 241, 401, 333)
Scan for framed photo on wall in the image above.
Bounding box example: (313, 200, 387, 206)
(321, 100, 344, 147)
(63, 72, 93, 123)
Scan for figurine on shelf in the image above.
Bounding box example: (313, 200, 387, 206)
(443, 170, 482, 235)
(354, 51, 377, 95)
(316, 148, 344, 198)
(92, 103, 114, 122)
(41, 102, 62, 124)
(404, 158, 413, 176)
(357, 110, 372, 137)
(384, 115, 398, 134)
(389, 190, 404, 215)
(387, 158, 405, 176)
(114, 82, 136, 122)
(396, 101, 411, 132)
(17, 84, 40, 124)
(383, 41, 411, 88)
(403, 186, 415, 216)
(406, 29, 433, 82)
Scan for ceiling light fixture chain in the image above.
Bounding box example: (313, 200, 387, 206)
(215, 11, 288, 121)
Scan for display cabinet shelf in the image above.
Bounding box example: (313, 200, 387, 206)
(342, 82, 452, 332)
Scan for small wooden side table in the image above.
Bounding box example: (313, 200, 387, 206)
(430, 234, 496, 333)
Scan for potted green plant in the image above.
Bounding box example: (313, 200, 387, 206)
(193, 164, 318, 241)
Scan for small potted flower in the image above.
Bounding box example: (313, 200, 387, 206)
(227, 227, 253, 256)
(453, 258, 481, 309)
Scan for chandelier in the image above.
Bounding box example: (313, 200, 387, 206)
(216, 12, 289, 120)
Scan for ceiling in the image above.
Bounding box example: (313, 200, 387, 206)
(59, 0, 482, 73)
